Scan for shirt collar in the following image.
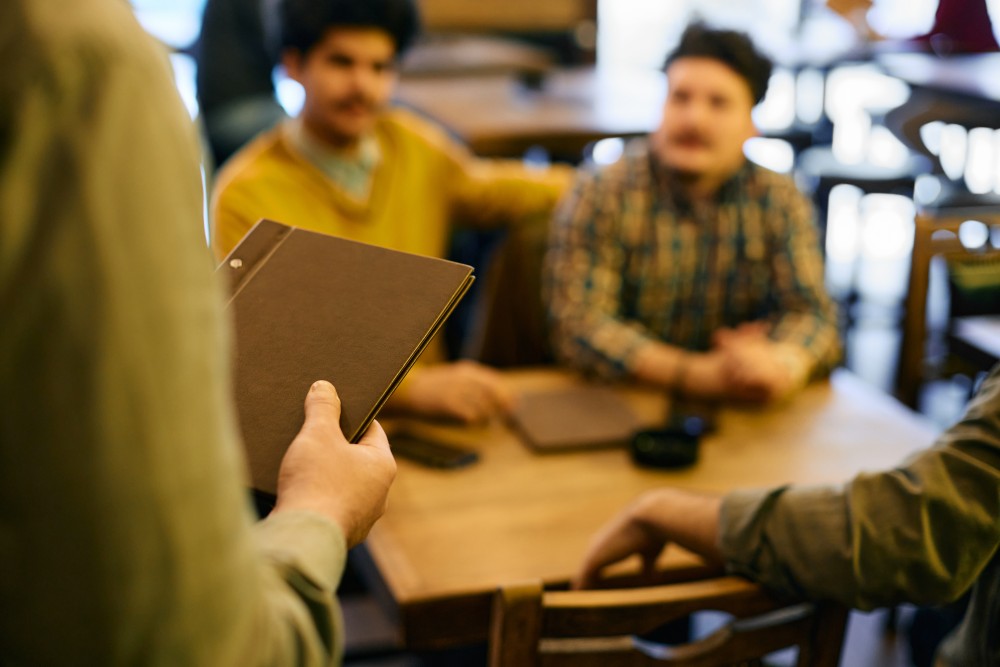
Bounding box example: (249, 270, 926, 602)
(285, 118, 381, 196)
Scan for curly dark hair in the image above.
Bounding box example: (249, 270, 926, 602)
(279, 0, 420, 57)
(664, 22, 773, 105)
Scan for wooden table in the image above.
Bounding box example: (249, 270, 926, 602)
(359, 369, 937, 650)
(393, 67, 664, 158)
(401, 34, 554, 79)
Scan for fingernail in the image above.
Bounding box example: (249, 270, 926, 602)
(311, 380, 330, 392)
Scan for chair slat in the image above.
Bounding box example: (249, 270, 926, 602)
(490, 574, 848, 667)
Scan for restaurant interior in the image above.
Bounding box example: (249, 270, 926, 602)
(128, 0, 1000, 664)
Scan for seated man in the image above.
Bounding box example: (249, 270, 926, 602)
(545, 23, 839, 404)
(575, 364, 1000, 666)
(212, 0, 573, 423)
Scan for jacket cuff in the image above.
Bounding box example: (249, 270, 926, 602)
(253, 510, 348, 595)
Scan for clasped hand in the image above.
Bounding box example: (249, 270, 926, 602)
(685, 323, 809, 403)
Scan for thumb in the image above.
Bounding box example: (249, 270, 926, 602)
(303, 380, 343, 433)
(712, 327, 736, 349)
(571, 566, 597, 591)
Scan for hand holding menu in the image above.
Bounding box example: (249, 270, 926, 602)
(219, 220, 475, 495)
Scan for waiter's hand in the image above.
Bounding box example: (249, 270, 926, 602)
(273, 381, 396, 547)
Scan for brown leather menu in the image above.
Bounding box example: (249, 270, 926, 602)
(219, 219, 475, 495)
(510, 385, 641, 452)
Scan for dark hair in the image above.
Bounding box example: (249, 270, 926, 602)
(664, 22, 773, 105)
(279, 0, 420, 57)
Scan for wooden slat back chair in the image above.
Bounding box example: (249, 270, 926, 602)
(896, 206, 1000, 408)
(489, 576, 848, 667)
(468, 219, 554, 367)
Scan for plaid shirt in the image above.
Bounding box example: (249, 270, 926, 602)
(544, 139, 840, 380)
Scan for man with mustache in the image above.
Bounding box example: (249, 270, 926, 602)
(211, 0, 572, 424)
(545, 23, 839, 404)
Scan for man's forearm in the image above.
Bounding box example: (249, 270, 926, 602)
(769, 309, 841, 378)
(575, 487, 726, 589)
(632, 343, 731, 400)
(631, 341, 689, 389)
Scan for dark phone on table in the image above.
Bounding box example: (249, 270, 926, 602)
(390, 433, 479, 469)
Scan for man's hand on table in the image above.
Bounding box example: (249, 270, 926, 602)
(713, 325, 811, 403)
(574, 488, 724, 589)
(633, 327, 810, 404)
(392, 360, 515, 424)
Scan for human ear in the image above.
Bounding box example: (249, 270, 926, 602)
(282, 48, 304, 84)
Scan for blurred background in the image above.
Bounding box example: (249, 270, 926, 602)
(134, 0, 1000, 426)
(128, 3, 1000, 665)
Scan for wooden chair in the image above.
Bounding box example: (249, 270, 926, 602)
(489, 575, 848, 667)
(895, 204, 1000, 408)
(467, 219, 556, 367)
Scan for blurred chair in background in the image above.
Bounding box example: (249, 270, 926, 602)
(895, 210, 1000, 408)
(195, 0, 286, 168)
(466, 217, 554, 367)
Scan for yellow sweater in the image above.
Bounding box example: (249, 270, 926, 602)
(210, 107, 571, 368)
(211, 108, 572, 261)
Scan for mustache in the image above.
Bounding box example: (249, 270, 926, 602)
(332, 95, 378, 112)
(669, 131, 711, 147)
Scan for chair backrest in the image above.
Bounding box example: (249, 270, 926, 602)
(488, 576, 848, 667)
(945, 247, 1000, 318)
(467, 219, 556, 367)
(895, 206, 1000, 406)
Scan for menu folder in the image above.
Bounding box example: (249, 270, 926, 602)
(219, 219, 475, 495)
(510, 385, 641, 452)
